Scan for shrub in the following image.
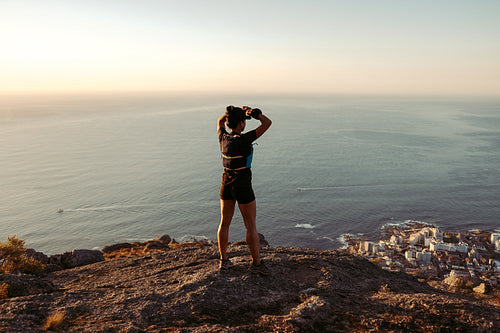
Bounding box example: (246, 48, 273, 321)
(44, 311, 65, 331)
(0, 235, 45, 274)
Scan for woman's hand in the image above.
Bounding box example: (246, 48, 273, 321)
(242, 106, 252, 117)
(242, 106, 262, 119)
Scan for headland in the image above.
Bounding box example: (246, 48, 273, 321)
(0, 232, 499, 332)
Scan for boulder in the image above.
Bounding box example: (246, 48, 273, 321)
(443, 271, 477, 289)
(288, 296, 332, 322)
(153, 235, 171, 244)
(102, 242, 134, 254)
(50, 249, 104, 269)
(443, 275, 467, 288)
(25, 248, 49, 264)
(197, 239, 212, 246)
(473, 283, 492, 294)
(48, 254, 64, 267)
(66, 249, 104, 268)
(145, 242, 168, 251)
(259, 233, 269, 247)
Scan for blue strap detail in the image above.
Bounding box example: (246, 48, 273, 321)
(245, 146, 254, 168)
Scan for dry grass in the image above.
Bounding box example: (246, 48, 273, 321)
(494, 291, 500, 306)
(104, 241, 208, 260)
(0, 283, 10, 299)
(369, 257, 384, 264)
(44, 311, 65, 331)
(168, 241, 207, 250)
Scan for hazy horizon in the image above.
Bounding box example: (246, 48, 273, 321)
(1, 0, 499, 96)
(5, 90, 499, 98)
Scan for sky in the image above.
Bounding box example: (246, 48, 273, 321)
(1, 0, 499, 95)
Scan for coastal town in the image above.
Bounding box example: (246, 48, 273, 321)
(343, 221, 500, 289)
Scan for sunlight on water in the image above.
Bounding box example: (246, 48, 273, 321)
(1, 94, 499, 254)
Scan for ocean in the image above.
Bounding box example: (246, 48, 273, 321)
(1, 93, 499, 254)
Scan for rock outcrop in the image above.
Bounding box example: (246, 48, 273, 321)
(1, 241, 499, 332)
(101, 242, 134, 254)
(474, 282, 493, 295)
(26, 248, 104, 270)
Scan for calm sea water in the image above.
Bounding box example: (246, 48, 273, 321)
(1, 93, 499, 254)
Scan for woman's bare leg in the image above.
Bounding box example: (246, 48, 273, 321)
(218, 199, 236, 260)
(238, 200, 261, 265)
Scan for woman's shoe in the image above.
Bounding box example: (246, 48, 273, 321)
(249, 261, 271, 275)
(219, 258, 234, 270)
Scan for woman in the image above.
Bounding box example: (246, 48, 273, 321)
(217, 105, 272, 274)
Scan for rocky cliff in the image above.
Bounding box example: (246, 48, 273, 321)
(1, 240, 499, 332)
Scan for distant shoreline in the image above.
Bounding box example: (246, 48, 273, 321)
(342, 221, 500, 288)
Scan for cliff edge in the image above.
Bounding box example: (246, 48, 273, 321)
(1, 241, 499, 332)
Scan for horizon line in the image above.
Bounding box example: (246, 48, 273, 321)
(1, 90, 499, 99)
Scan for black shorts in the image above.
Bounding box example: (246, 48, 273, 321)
(219, 169, 255, 204)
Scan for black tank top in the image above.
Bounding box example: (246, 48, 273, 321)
(218, 128, 257, 171)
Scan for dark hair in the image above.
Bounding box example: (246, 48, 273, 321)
(226, 105, 246, 129)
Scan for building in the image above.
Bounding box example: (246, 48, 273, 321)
(360, 241, 378, 254)
(429, 241, 467, 253)
(405, 249, 415, 260)
(416, 250, 432, 264)
(409, 227, 443, 246)
(453, 243, 468, 253)
(409, 233, 423, 245)
(430, 242, 451, 252)
(390, 235, 403, 245)
(491, 233, 500, 250)
(491, 233, 500, 244)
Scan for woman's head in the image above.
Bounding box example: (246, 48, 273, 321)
(226, 105, 251, 130)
